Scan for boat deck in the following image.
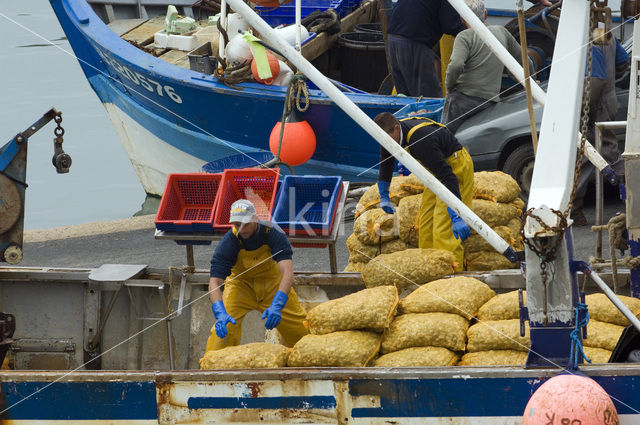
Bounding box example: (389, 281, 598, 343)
(109, 0, 379, 72)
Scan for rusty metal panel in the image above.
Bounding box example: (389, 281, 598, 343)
(156, 378, 340, 424)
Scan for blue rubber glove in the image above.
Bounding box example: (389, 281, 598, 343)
(377, 181, 395, 214)
(261, 290, 289, 330)
(212, 300, 236, 338)
(447, 207, 470, 242)
(397, 162, 411, 176)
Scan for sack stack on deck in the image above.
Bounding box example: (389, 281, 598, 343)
(375, 277, 495, 367)
(465, 171, 525, 271)
(288, 286, 398, 367)
(459, 290, 529, 366)
(582, 293, 640, 363)
(200, 342, 291, 369)
(344, 175, 424, 272)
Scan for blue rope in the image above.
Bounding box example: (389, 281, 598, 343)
(569, 302, 591, 370)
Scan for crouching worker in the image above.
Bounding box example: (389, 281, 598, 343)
(374, 112, 474, 270)
(205, 199, 308, 352)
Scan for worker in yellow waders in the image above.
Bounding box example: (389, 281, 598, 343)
(374, 112, 473, 270)
(205, 199, 308, 352)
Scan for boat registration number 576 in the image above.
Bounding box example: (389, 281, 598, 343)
(99, 51, 183, 104)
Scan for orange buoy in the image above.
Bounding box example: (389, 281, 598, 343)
(253, 0, 292, 7)
(251, 51, 280, 85)
(522, 374, 618, 425)
(269, 110, 316, 166)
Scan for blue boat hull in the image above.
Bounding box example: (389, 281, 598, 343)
(49, 0, 418, 195)
(2, 367, 639, 423)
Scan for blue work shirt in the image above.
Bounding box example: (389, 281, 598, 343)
(210, 221, 293, 279)
(586, 38, 629, 79)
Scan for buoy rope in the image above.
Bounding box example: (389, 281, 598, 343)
(568, 302, 591, 370)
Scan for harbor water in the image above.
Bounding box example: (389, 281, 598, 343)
(0, 0, 147, 230)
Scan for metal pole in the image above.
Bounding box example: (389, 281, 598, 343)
(595, 124, 604, 259)
(219, 0, 227, 58)
(516, 0, 538, 154)
(588, 269, 640, 332)
(623, 21, 640, 298)
(295, 0, 302, 51)
(223, 0, 515, 259)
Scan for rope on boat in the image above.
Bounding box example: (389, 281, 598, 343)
(568, 302, 591, 370)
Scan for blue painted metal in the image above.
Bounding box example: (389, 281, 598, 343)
(49, 0, 419, 184)
(630, 238, 640, 297)
(188, 395, 337, 409)
(0, 140, 20, 172)
(2, 381, 157, 420)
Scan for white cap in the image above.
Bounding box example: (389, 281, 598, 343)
(229, 199, 257, 223)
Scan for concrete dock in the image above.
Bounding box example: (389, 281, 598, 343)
(20, 196, 626, 273)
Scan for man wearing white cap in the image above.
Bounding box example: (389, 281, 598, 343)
(204, 199, 308, 352)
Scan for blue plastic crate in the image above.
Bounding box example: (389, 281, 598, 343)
(255, 0, 351, 26)
(272, 175, 342, 235)
(393, 98, 446, 122)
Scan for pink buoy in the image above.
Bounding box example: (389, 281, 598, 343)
(523, 374, 619, 425)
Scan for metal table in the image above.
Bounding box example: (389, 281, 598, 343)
(154, 182, 349, 273)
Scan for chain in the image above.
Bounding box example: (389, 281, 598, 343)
(567, 2, 595, 214)
(53, 111, 64, 144)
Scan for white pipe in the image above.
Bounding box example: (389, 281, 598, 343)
(447, 0, 608, 173)
(295, 0, 302, 51)
(219, 0, 227, 58)
(224, 0, 514, 258)
(589, 270, 640, 333)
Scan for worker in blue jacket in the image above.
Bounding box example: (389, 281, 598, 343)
(375, 112, 473, 270)
(572, 30, 630, 226)
(204, 199, 308, 352)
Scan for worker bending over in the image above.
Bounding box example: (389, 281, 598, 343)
(443, 0, 533, 133)
(375, 112, 473, 270)
(205, 199, 308, 352)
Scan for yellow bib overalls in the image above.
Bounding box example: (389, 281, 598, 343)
(401, 117, 474, 270)
(205, 227, 308, 351)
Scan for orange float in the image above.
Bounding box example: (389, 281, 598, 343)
(251, 51, 280, 85)
(522, 374, 619, 425)
(269, 110, 316, 166)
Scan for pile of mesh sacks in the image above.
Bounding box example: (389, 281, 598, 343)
(464, 171, 525, 271)
(199, 280, 640, 369)
(344, 171, 525, 273)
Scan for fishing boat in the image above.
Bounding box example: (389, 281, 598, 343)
(48, 0, 428, 196)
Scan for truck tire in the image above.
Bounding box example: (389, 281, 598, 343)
(502, 144, 534, 200)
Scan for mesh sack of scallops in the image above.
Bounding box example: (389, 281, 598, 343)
(458, 349, 527, 366)
(466, 319, 530, 352)
(398, 276, 495, 320)
(361, 248, 456, 291)
(373, 346, 460, 367)
(306, 286, 399, 335)
(199, 343, 290, 369)
(288, 330, 381, 367)
(381, 312, 469, 354)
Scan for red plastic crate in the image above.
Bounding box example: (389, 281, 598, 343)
(155, 173, 222, 232)
(213, 168, 280, 229)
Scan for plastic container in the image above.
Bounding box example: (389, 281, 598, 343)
(393, 99, 446, 122)
(354, 22, 382, 34)
(338, 32, 388, 93)
(255, 0, 351, 26)
(213, 168, 280, 229)
(272, 175, 342, 236)
(155, 173, 222, 232)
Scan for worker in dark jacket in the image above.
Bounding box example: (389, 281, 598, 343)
(375, 112, 474, 270)
(386, 0, 466, 97)
(205, 199, 307, 352)
(572, 30, 629, 226)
